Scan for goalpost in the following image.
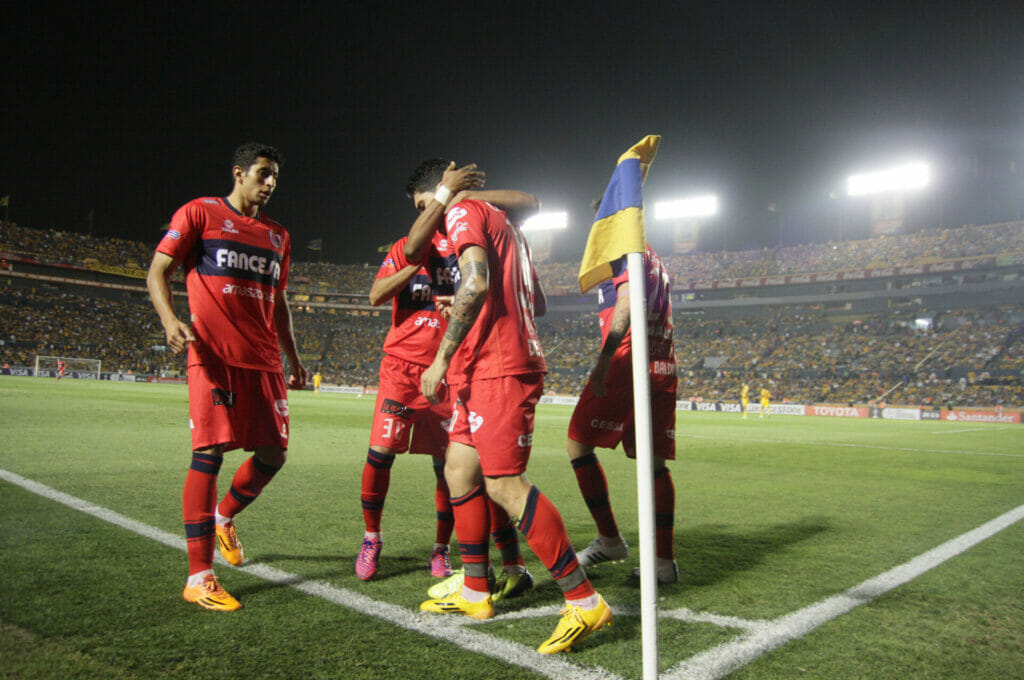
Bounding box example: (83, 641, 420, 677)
(34, 355, 102, 379)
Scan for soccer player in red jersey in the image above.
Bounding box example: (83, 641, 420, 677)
(567, 241, 679, 584)
(55, 359, 66, 380)
(407, 159, 611, 654)
(356, 233, 460, 580)
(358, 166, 542, 600)
(147, 142, 307, 611)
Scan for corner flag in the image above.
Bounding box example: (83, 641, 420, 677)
(579, 134, 662, 680)
(306, 239, 323, 251)
(577, 135, 660, 293)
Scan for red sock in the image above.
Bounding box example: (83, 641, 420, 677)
(216, 455, 282, 520)
(183, 452, 221, 575)
(571, 452, 619, 538)
(451, 485, 490, 592)
(488, 497, 524, 568)
(517, 486, 595, 600)
(433, 458, 454, 545)
(654, 467, 675, 560)
(358, 449, 394, 533)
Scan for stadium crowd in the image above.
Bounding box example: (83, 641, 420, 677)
(3, 277, 1020, 408)
(2, 221, 1021, 408)
(6, 220, 1022, 295)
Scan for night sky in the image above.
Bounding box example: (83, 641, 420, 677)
(4, 2, 1023, 264)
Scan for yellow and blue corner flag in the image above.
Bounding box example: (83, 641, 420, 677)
(578, 135, 660, 294)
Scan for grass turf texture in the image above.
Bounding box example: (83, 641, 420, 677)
(0, 376, 1021, 679)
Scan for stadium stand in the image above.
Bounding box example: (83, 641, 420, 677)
(2, 221, 1021, 408)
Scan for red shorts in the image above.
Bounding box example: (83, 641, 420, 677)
(568, 358, 676, 460)
(369, 355, 450, 456)
(187, 362, 289, 452)
(448, 373, 543, 477)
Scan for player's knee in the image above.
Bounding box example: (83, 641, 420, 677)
(255, 446, 286, 468)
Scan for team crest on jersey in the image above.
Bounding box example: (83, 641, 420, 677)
(268, 231, 283, 249)
(222, 219, 238, 234)
(167, 230, 181, 240)
(274, 399, 289, 416)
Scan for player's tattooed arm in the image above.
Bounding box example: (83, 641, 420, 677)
(421, 246, 489, 404)
(589, 280, 631, 397)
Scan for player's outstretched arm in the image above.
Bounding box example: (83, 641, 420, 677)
(405, 162, 485, 263)
(274, 292, 307, 389)
(147, 251, 195, 354)
(451, 190, 539, 224)
(369, 263, 420, 306)
(421, 245, 489, 404)
(589, 280, 630, 397)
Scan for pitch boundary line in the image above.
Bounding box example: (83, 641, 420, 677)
(0, 468, 620, 680)
(466, 604, 768, 632)
(678, 433, 1024, 459)
(664, 502, 1024, 680)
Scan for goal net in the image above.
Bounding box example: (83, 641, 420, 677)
(34, 355, 102, 379)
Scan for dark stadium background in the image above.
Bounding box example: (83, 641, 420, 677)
(3, 2, 1024, 264)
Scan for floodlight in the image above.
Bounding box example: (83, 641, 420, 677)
(521, 211, 568, 231)
(846, 162, 930, 197)
(653, 195, 719, 220)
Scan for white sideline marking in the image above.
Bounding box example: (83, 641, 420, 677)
(678, 433, 1024, 459)
(664, 502, 1024, 680)
(934, 428, 986, 434)
(473, 604, 767, 632)
(0, 469, 620, 680)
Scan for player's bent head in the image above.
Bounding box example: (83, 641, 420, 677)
(406, 157, 451, 198)
(233, 142, 283, 174)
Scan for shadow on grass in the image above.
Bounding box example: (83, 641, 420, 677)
(672, 516, 832, 587)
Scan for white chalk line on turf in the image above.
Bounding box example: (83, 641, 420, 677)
(678, 433, 1024, 459)
(664, 502, 1024, 680)
(0, 468, 620, 680)
(933, 428, 986, 434)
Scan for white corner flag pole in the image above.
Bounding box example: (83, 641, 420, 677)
(626, 249, 659, 679)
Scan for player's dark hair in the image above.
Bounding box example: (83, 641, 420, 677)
(406, 158, 451, 197)
(232, 142, 282, 171)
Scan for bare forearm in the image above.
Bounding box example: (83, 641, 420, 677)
(467, 190, 539, 223)
(369, 264, 419, 306)
(601, 286, 631, 358)
(275, 296, 300, 360)
(405, 201, 447, 263)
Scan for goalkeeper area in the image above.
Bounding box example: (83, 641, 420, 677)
(1, 377, 1022, 679)
(33, 355, 102, 379)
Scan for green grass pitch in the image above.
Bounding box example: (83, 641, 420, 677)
(1, 376, 1022, 679)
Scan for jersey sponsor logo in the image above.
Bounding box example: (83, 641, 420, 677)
(221, 283, 275, 301)
(446, 207, 467, 225)
(448, 222, 469, 243)
(222, 219, 238, 234)
(202, 199, 219, 204)
(198, 238, 283, 288)
(468, 410, 484, 433)
(380, 398, 414, 419)
(274, 399, 289, 416)
(652, 360, 675, 375)
(590, 419, 625, 432)
(268, 231, 283, 248)
(413, 315, 441, 328)
(211, 388, 235, 407)
(166, 230, 181, 239)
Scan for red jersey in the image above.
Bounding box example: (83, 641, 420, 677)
(377, 235, 458, 366)
(156, 196, 290, 371)
(444, 199, 546, 381)
(597, 244, 675, 383)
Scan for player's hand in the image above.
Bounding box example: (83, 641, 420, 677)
(434, 295, 454, 320)
(421, 358, 448, 405)
(440, 162, 485, 200)
(163, 319, 196, 355)
(589, 357, 610, 397)
(288, 359, 308, 390)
